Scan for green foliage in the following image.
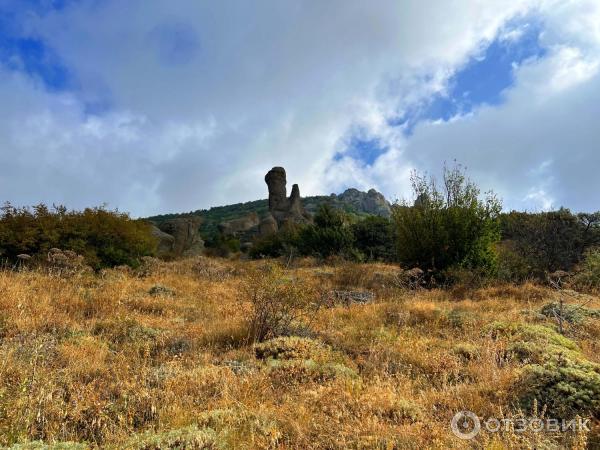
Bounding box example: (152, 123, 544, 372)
(452, 343, 480, 361)
(540, 301, 600, 325)
(572, 248, 600, 291)
(391, 164, 502, 277)
(249, 224, 303, 259)
(297, 204, 355, 258)
(517, 356, 600, 419)
(500, 210, 600, 277)
(121, 425, 218, 449)
(351, 215, 395, 261)
(488, 321, 600, 418)
(204, 233, 241, 258)
(0, 203, 156, 269)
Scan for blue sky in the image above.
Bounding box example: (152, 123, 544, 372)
(0, 0, 598, 215)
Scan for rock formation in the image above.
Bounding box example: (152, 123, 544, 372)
(218, 212, 260, 237)
(152, 217, 204, 257)
(215, 167, 311, 246)
(263, 166, 311, 227)
(334, 188, 392, 217)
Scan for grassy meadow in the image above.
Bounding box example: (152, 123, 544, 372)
(0, 257, 598, 449)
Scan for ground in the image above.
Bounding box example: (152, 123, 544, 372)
(0, 257, 598, 449)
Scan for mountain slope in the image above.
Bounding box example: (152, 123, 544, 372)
(148, 188, 391, 241)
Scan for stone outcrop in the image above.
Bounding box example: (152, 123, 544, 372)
(334, 188, 391, 217)
(151, 225, 176, 255)
(215, 167, 311, 247)
(258, 213, 278, 236)
(153, 217, 204, 257)
(264, 167, 311, 227)
(218, 212, 260, 237)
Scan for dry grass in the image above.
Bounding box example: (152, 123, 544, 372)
(0, 257, 598, 449)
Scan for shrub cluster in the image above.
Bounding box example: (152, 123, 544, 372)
(489, 322, 600, 419)
(0, 203, 156, 269)
(500, 210, 600, 278)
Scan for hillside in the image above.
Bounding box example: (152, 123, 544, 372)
(1, 257, 598, 448)
(148, 188, 392, 241)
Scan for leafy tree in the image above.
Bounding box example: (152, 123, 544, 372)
(351, 215, 395, 261)
(391, 164, 502, 277)
(298, 204, 355, 258)
(500, 209, 600, 276)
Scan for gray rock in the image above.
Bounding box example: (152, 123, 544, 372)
(151, 225, 176, 255)
(218, 212, 260, 237)
(154, 217, 204, 257)
(336, 188, 392, 217)
(259, 213, 278, 236)
(264, 166, 311, 227)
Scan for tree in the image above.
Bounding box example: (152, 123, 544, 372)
(351, 216, 395, 261)
(298, 204, 355, 258)
(391, 164, 502, 277)
(500, 209, 600, 276)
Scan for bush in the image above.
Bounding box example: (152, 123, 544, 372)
(203, 234, 240, 258)
(239, 264, 321, 342)
(488, 321, 600, 419)
(501, 210, 600, 277)
(249, 223, 303, 259)
(351, 216, 395, 261)
(391, 164, 501, 280)
(572, 248, 600, 291)
(540, 301, 600, 325)
(122, 425, 218, 449)
(0, 203, 156, 269)
(517, 356, 600, 419)
(297, 204, 355, 259)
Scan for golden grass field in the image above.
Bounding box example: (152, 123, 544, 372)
(0, 257, 598, 449)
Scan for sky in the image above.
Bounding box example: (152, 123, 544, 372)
(0, 0, 599, 217)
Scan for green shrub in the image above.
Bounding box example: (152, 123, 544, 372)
(488, 322, 600, 418)
(351, 216, 395, 261)
(391, 164, 501, 280)
(452, 343, 480, 361)
(249, 223, 303, 259)
(572, 248, 600, 291)
(297, 204, 355, 258)
(0, 203, 156, 269)
(540, 301, 600, 325)
(500, 210, 600, 277)
(121, 425, 217, 449)
(204, 234, 240, 258)
(265, 358, 358, 384)
(517, 355, 600, 419)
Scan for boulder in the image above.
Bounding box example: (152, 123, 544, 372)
(151, 225, 176, 255)
(336, 188, 391, 217)
(218, 212, 260, 237)
(155, 217, 204, 257)
(259, 213, 278, 236)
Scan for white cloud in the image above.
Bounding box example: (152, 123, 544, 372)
(0, 0, 598, 215)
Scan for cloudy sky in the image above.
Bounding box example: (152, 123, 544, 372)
(0, 0, 599, 216)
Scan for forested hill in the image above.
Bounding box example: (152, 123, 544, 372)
(147, 189, 392, 241)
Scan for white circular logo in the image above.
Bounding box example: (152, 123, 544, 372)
(451, 411, 481, 440)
